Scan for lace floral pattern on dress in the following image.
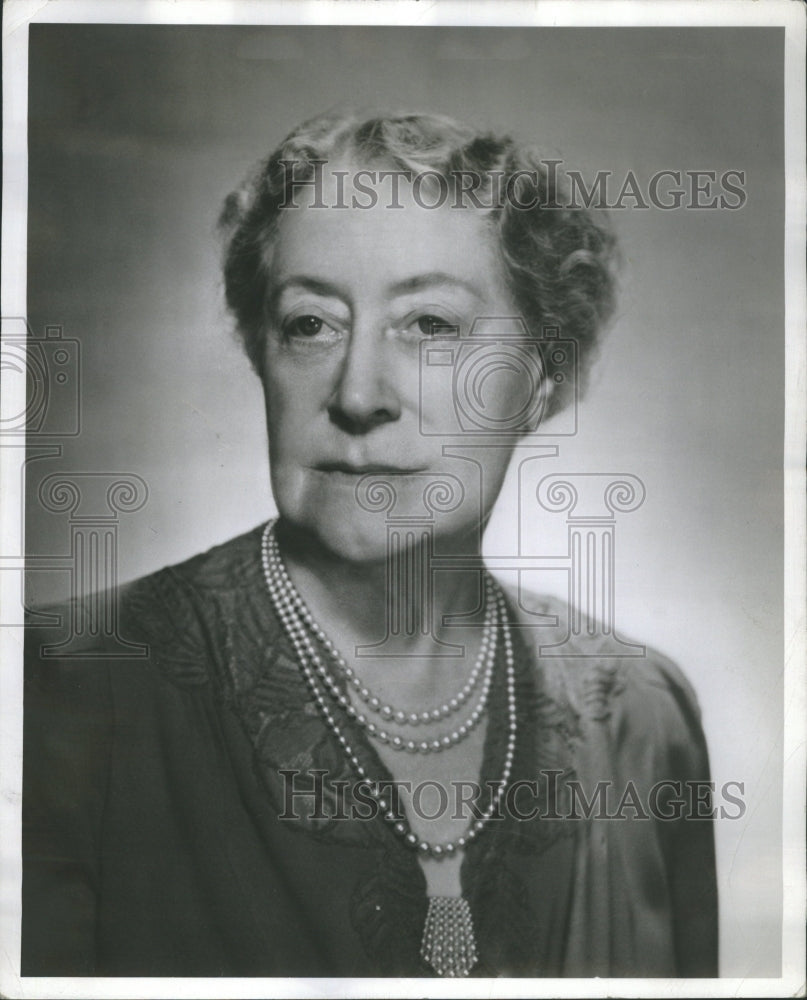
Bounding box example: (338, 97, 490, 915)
(127, 526, 633, 974)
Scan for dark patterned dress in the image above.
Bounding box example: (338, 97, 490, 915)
(22, 526, 718, 977)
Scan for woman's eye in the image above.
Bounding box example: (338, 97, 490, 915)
(415, 314, 456, 337)
(286, 315, 327, 338)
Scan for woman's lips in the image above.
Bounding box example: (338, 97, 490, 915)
(314, 462, 428, 475)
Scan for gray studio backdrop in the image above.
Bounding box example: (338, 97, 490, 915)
(25, 25, 783, 977)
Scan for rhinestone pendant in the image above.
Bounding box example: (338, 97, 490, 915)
(420, 896, 479, 977)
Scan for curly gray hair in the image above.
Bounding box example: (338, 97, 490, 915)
(219, 109, 618, 419)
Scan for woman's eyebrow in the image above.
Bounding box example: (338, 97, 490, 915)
(269, 276, 348, 303)
(267, 271, 483, 309)
(388, 273, 483, 300)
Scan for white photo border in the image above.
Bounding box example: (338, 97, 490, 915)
(2, 1, 804, 997)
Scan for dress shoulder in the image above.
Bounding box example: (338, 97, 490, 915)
(503, 585, 707, 761)
(506, 589, 719, 978)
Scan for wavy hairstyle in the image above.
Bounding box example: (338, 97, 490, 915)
(219, 109, 618, 420)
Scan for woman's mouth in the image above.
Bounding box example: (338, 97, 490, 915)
(314, 461, 428, 475)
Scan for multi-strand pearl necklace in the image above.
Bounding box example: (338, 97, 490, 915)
(263, 527, 498, 754)
(260, 521, 518, 977)
(260, 521, 517, 857)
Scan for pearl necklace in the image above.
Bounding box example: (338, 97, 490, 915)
(260, 521, 518, 857)
(263, 534, 498, 753)
(260, 521, 518, 978)
(262, 528, 497, 753)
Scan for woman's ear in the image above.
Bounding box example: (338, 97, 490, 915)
(517, 359, 554, 437)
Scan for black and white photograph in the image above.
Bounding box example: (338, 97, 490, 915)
(1, 1, 804, 996)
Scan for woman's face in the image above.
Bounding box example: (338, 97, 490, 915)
(261, 162, 537, 562)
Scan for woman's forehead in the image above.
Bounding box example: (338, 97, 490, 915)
(269, 167, 507, 302)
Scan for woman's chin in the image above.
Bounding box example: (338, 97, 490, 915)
(275, 506, 394, 566)
(276, 510, 481, 569)
(310, 523, 393, 566)
(273, 475, 484, 566)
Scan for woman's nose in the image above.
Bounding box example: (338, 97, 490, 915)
(327, 327, 402, 434)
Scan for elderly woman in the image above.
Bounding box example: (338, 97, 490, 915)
(23, 110, 717, 978)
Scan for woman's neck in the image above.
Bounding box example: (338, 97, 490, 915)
(273, 518, 486, 660)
